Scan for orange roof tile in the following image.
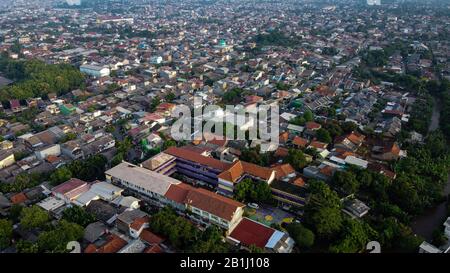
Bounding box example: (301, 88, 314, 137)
(305, 121, 321, 130)
(292, 177, 305, 187)
(274, 147, 289, 157)
(185, 188, 244, 221)
(272, 164, 296, 179)
(279, 132, 289, 143)
(164, 146, 231, 171)
(309, 140, 328, 150)
(144, 244, 164, 253)
(218, 161, 244, 183)
(293, 136, 308, 147)
(241, 161, 274, 181)
(140, 229, 165, 245)
(100, 234, 127, 253)
(164, 183, 192, 203)
(130, 216, 150, 231)
(10, 193, 28, 204)
(319, 165, 335, 177)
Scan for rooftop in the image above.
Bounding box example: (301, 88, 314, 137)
(105, 162, 181, 196)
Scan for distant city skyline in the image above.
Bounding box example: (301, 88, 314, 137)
(66, 0, 81, 6)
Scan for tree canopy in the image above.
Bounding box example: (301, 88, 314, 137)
(20, 205, 50, 230)
(0, 219, 13, 249)
(0, 56, 85, 102)
(304, 181, 343, 239)
(234, 178, 273, 204)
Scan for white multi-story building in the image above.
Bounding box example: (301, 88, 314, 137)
(80, 64, 110, 77)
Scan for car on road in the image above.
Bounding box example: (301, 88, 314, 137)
(247, 203, 259, 209)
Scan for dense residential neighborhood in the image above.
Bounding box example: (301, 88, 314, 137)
(0, 0, 449, 256)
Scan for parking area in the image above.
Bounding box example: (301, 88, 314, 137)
(245, 204, 296, 226)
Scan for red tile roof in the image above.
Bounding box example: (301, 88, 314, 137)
(293, 136, 308, 147)
(240, 161, 274, 181)
(140, 229, 165, 245)
(184, 188, 244, 221)
(279, 132, 289, 143)
(272, 164, 296, 180)
(229, 218, 275, 248)
(165, 183, 245, 221)
(164, 146, 231, 171)
(84, 234, 127, 253)
(164, 183, 191, 204)
(9, 99, 20, 109)
(274, 147, 289, 158)
(217, 160, 244, 183)
(156, 102, 176, 111)
(305, 121, 321, 130)
(130, 216, 150, 231)
(52, 178, 87, 195)
(144, 244, 164, 253)
(10, 192, 28, 204)
(309, 140, 328, 150)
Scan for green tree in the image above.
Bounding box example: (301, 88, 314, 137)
(191, 226, 229, 253)
(49, 167, 72, 186)
(165, 92, 176, 102)
(304, 181, 343, 238)
(162, 139, 177, 150)
(9, 204, 24, 222)
(62, 206, 96, 227)
(333, 171, 359, 195)
(66, 154, 108, 182)
(234, 178, 272, 203)
(248, 244, 264, 253)
(286, 223, 315, 249)
(111, 152, 124, 167)
(20, 205, 50, 230)
(16, 240, 39, 253)
(329, 219, 377, 253)
(150, 97, 161, 112)
(37, 220, 84, 253)
(285, 149, 308, 171)
(303, 110, 314, 122)
(0, 219, 13, 249)
(341, 121, 357, 133)
(149, 207, 199, 250)
(316, 128, 332, 143)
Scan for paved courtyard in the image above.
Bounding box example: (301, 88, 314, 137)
(245, 204, 295, 226)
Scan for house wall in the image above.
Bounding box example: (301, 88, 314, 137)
(0, 154, 15, 169)
(35, 144, 61, 160)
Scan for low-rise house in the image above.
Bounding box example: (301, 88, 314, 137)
(227, 217, 295, 253)
(343, 198, 370, 218)
(371, 142, 402, 161)
(35, 144, 61, 160)
(0, 151, 15, 169)
(116, 209, 149, 237)
(74, 181, 123, 207)
(51, 178, 90, 203)
(84, 233, 127, 253)
(84, 221, 109, 243)
(61, 140, 84, 159)
(86, 199, 125, 226)
(334, 132, 365, 152)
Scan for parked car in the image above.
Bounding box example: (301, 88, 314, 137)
(247, 203, 259, 209)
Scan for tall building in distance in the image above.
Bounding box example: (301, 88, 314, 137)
(367, 0, 381, 5)
(66, 0, 81, 6)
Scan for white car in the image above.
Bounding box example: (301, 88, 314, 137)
(247, 203, 259, 209)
